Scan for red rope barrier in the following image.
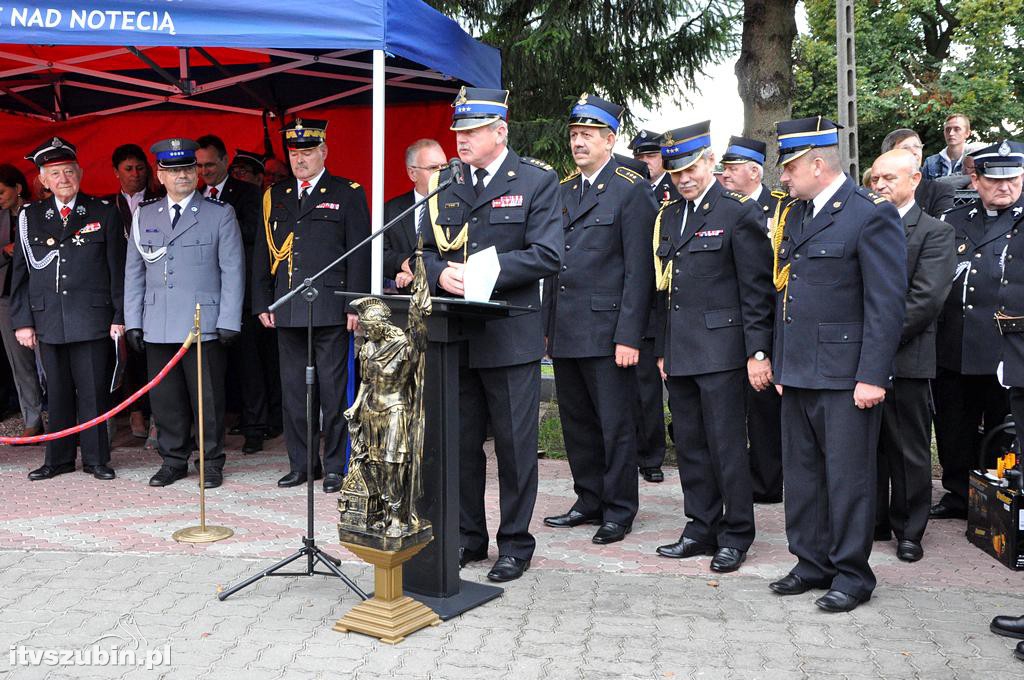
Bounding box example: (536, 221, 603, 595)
(0, 331, 197, 446)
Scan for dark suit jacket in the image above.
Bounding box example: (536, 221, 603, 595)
(772, 178, 907, 389)
(217, 176, 261, 310)
(996, 196, 1024, 386)
(108, 187, 165, 239)
(915, 177, 955, 218)
(421, 148, 563, 369)
(543, 158, 656, 358)
(382, 190, 418, 291)
(894, 203, 955, 379)
(653, 180, 774, 376)
(252, 172, 371, 328)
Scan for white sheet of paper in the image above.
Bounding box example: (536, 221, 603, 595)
(462, 246, 501, 302)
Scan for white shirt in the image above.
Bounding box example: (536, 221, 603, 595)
(650, 172, 667, 189)
(413, 189, 425, 234)
(54, 195, 77, 217)
(205, 177, 227, 199)
(121, 189, 146, 216)
(166, 192, 196, 222)
(470, 147, 509, 189)
(681, 178, 717, 236)
(810, 173, 849, 219)
(749, 184, 764, 202)
(297, 168, 326, 195)
(897, 199, 915, 219)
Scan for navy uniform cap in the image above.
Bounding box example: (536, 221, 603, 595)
(230, 149, 266, 173)
(775, 116, 842, 165)
(26, 136, 77, 167)
(722, 135, 767, 165)
(629, 130, 662, 155)
(569, 93, 623, 133)
(451, 86, 509, 131)
(970, 140, 1024, 179)
(150, 138, 199, 168)
(282, 118, 327, 149)
(660, 121, 712, 173)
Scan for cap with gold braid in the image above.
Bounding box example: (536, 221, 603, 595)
(660, 120, 712, 173)
(775, 116, 842, 166)
(450, 86, 509, 131)
(282, 118, 328, 149)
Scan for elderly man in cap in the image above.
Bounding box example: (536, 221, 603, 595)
(718, 135, 787, 505)
(931, 141, 1024, 521)
(541, 94, 656, 545)
(11, 137, 125, 481)
(252, 119, 370, 493)
(421, 87, 562, 582)
(124, 138, 244, 488)
(651, 121, 774, 573)
(768, 117, 906, 612)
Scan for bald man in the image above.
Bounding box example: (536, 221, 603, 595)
(869, 150, 955, 562)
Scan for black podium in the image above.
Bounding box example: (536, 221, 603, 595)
(337, 292, 528, 619)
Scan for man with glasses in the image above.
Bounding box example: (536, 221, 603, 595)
(881, 129, 955, 217)
(384, 139, 447, 292)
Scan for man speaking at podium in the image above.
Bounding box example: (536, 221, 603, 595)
(421, 87, 562, 583)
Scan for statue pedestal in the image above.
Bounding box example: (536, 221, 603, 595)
(333, 528, 440, 644)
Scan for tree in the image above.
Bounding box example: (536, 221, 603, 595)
(427, 1, 740, 172)
(734, 0, 798, 185)
(793, 0, 1024, 172)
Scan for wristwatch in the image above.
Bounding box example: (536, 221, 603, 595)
(753, 351, 767, 361)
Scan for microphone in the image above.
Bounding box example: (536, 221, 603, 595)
(448, 158, 463, 184)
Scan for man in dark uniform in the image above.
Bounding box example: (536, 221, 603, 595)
(124, 138, 245, 488)
(718, 135, 787, 504)
(383, 139, 447, 293)
(542, 95, 656, 545)
(197, 134, 280, 454)
(869, 149, 955, 562)
(252, 119, 371, 493)
(421, 87, 562, 582)
(930, 143, 1018, 520)
(11, 137, 124, 481)
(767, 117, 906, 612)
(629, 129, 678, 483)
(651, 121, 774, 573)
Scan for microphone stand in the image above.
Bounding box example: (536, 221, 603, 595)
(218, 167, 458, 601)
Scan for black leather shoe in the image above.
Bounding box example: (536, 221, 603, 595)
(1015, 640, 1024, 662)
(202, 468, 223, 489)
(242, 435, 263, 454)
(991, 615, 1024, 639)
(487, 555, 530, 582)
(82, 464, 115, 480)
(543, 509, 602, 528)
(149, 466, 187, 487)
(710, 547, 746, 573)
(896, 539, 923, 562)
(640, 467, 664, 483)
(815, 589, 864, 612)
(769, 573, 828, 595)
(929, 502, 967, 520)
(323, 473, 343, 493)
(874, 527, 893, 542)
(28, 462, 75, 480)
(592, 522, 630, 544)
(264, 427, 283, 440)
(656, 537, 716, 559)
(278, 471, 306, 487)
(459, 547, 488, 568)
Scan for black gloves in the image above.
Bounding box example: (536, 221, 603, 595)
(217, 328, 240, 346)
(126, 329, 145, 354)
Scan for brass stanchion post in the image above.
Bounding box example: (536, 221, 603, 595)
(173, 304, 233, 544)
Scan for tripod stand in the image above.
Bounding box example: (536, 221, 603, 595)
(218, 164, 459, 601)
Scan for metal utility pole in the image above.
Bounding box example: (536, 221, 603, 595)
(836, 0, 859, 180)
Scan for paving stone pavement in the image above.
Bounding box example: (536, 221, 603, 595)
(1, 431, 1023, 679)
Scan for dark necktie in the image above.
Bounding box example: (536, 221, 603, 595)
(170, 204, 182, 230)
(580, 179, 591, 204)
(474, 168, 488, 196)
(680, 200, 694, 237)
(796, 201, 814, 236)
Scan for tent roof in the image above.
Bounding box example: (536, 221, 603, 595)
(0, 0, 500, 120)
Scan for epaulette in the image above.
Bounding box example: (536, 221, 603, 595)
(139, 197, 161, 207)
(349, 181, 361, 189)
(560, 170, 580, 185)
(204, 196, 225, 205)
(855, 186, 887, 205)
(523, 157, 555, 172)
(723, 190, 750, 203)
(615, 166, 642, 184)
(770, 189, 788, 200)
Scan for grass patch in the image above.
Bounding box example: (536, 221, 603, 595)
(538, 400, 677, 465)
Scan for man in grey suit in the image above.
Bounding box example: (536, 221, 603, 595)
(869, 149, 955, 562)
(123, 138, 244, 488)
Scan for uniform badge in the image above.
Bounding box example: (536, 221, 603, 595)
(702, 203, 710, 210)
(191, 206, 198, 212)
(315, 202, 340, 210)
(833, 201, 842, 208)
(75, 205, 86, 216)
(79, 222, 101, 234)
(52, 137, 63, 148)
(597, 184, 604, 190)
(492, 195, 524, 208)
(45, 208, 54, 220)
(999, 141, 1011, 157)
(285, 188, 293, 194)
(453, 87, 468, 106)
(1015, 207, 1023, 218)
(507, 170, 516, 177)
(321, 187, 327, 193)
(144, 228, 160, 233)
(445, 202, 460, 209)
(969, 208, 978, 219)
(45, 237, 55, 246)
(577, 92, 589, 106)
(696, 229, 724, 237)
(72, 234, 84, 246)
(957, 243, 967, 254)
(170, 138, 181, 151)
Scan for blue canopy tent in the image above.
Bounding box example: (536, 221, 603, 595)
(0, 0, 500, 293)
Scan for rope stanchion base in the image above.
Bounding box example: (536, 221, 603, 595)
(173, 525, 234, 544)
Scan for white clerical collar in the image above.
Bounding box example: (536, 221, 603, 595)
(897, 199, 916, 218)
(812, 173, 848, 216)
(297, 168, 326, 193)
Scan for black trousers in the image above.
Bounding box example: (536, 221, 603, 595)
(746, 381, 783, 500)
(277, 325, 349, 475)
(933, 368, 1009, 511)
(232, 312, 282, 436)
(634, 337, 666, 469)
(876, 378, 933, 542)
(554, 355, 639, 526)
(147, 341, 226, 471)
(1011, 387, 1024, 453)
(459, 361, 540, 561)
(666, 368, 755, 550)
(782, 387, 881, 600)
(39, 339, 110, 467)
